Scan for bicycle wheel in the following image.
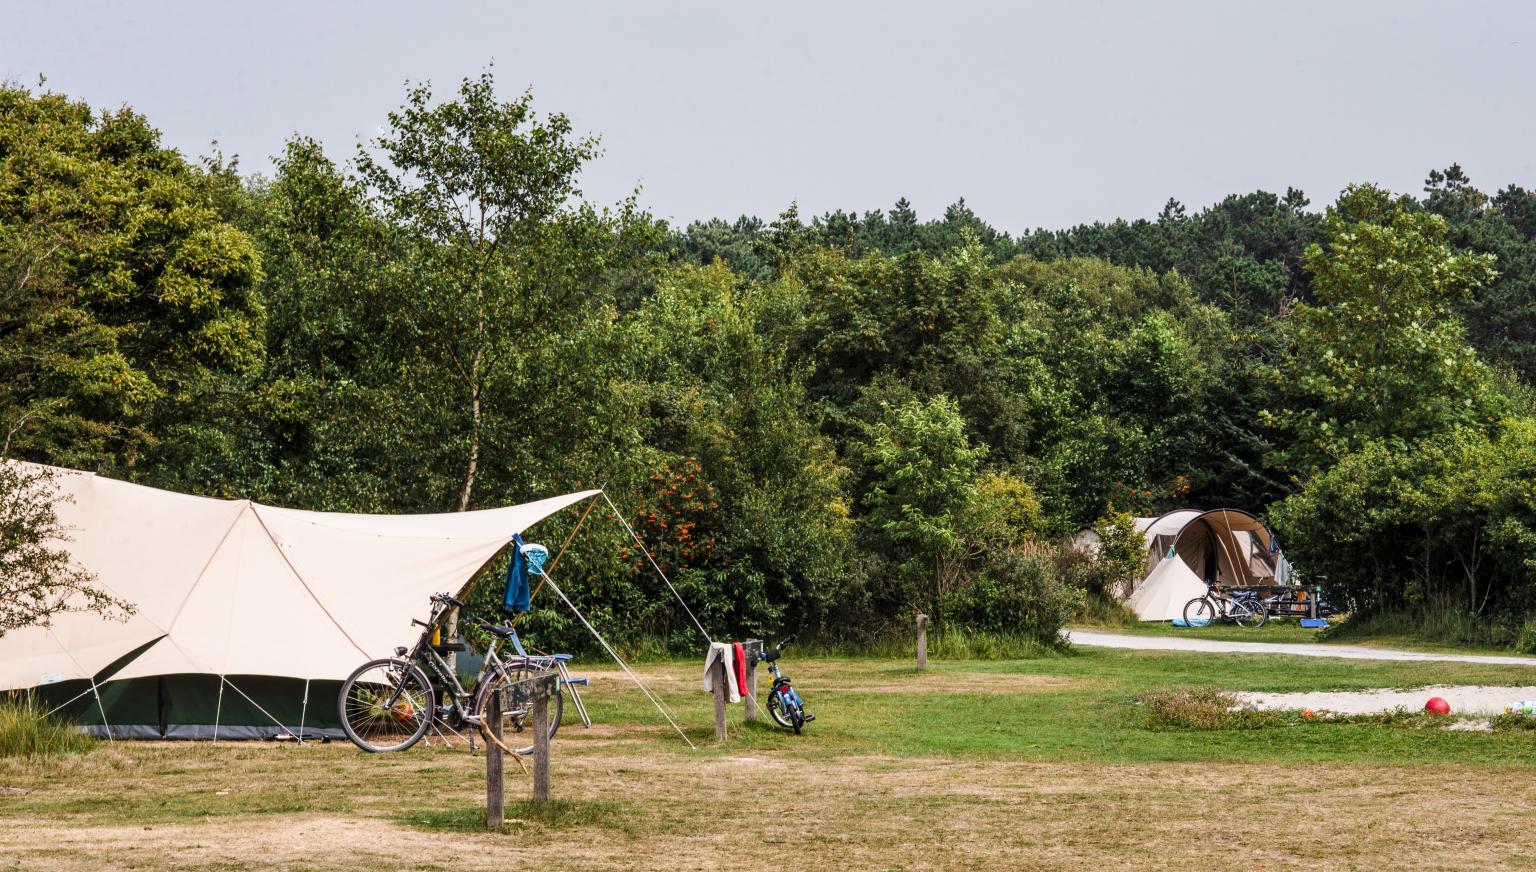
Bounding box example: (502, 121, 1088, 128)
(766, 691, 795, 729)
(338, 658, 435, 753)
(1234, 598, 1268, 628)
(473, 662, 563, 756)
(1183, 596, 1216, 628)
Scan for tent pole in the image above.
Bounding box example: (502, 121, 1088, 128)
(89, 679, 113, 742)
(213, 676, 225, 743)
(512, 495, 598, 629)
(1214, 510, 1243, 586)
(298, 679, 310, 745)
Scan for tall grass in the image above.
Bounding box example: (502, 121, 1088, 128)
(0, 693, 95, 758)
(1072, 593, 1140, 628)
(609, 628, 1069, 663)
(1323, 604, 1536, 653)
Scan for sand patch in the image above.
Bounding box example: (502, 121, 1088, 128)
(1237, 684, 1536, 715)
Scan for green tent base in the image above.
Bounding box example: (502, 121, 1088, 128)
(36, 674, 346, 740)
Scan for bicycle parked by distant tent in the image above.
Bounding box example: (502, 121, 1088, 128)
(1182, 585, 1268, 628)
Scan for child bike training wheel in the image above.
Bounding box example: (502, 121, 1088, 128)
(473, 662, 564, 756)
(338, 658, 436, 752)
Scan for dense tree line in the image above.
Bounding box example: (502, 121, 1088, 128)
(4, 74, 1535, 650)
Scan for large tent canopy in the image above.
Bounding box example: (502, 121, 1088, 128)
(0, 462, 597, 735)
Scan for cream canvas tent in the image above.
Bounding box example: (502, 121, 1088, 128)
(1124, 556, 1210, 622)
(1078, 508, 1289, 621)
(0, 462, 597, 738)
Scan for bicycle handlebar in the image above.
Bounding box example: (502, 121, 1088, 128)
(432, 593, 465, 608)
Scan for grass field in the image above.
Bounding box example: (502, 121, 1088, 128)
(4, 648, 1536, 870)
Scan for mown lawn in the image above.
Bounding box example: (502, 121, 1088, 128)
(2, 648, 1535, 870)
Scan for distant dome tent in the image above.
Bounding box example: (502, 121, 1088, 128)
(0, 461, 598, 739)
(1078, 508, 1290, 622)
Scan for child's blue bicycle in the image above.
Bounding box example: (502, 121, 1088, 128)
(759, 634, 814, 734)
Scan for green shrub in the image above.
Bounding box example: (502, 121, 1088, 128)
(0, 694, 95, 758)
(1490, 712, 1536, 732)
(1323, 604, 1533, 651)
(943, 543, 1082, 643)
(1137, 687, 1289, 731)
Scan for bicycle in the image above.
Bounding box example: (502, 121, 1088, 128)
(1183, 586, 1267, 628)
(337, 593, 585, 755)
(758, 634, 814, 734)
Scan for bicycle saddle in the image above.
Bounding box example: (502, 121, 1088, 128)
(478, 621, 518, 639)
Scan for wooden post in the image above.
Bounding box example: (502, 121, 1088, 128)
(486, 670, 558, 825)
(712, 657, 728, 741)
(531, 692, 550, 803)
(916, 613, 928, 671)
(446, 605, 459, 676)
(742, 639, 761, 722)
(485, 684, 503, 830)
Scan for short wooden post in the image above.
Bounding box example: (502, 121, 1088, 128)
(742, 639, 761, 722)
(916, 613, 928, 671)
(531, 692, 550, 803)
(485, 685, 504, 830)
(712, 657, 728, 740)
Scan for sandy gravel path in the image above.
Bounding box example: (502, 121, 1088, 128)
(1065, 629, 1536, 666)
(1237, 685, 1536, 715)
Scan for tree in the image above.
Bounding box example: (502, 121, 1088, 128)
(357, 70, 645, 510)
(619, 262, 852, 638)
(857, 395, 987, 625)
(0, 462, 130, 636)
(1266, 184, 1503, 479)
(0, 86, 264, 473)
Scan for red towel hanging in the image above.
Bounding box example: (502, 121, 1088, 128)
(732, 641, 748, 697)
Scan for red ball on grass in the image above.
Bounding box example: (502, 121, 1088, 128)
(1424, 697, 1451, 715)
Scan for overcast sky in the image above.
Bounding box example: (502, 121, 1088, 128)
(6, 1, 1534, 233)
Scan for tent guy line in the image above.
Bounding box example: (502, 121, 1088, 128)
(538, 567, 698, 750)
(600, 490, 714, 645)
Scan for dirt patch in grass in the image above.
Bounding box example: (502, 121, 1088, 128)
(2, 742, 1536, 871)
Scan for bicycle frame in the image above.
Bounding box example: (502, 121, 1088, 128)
(405, 603, 590, 731)
(394, 601, 513, 723)
(765, 659, 805, 709)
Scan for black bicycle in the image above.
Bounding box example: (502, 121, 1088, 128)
(1182, 585, 1268, 628)
(337, 593, 580, 754)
